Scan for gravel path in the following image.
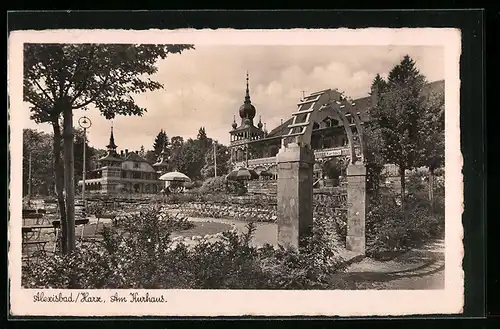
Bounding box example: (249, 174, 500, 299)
(336, 239, 445, 290)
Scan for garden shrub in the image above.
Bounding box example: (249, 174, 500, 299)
(23, 205, 346, 290)
(365, 172, 445, 259)
(199, 177, 227, 193)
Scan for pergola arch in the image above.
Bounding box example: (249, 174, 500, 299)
(281, 89, 365, 165)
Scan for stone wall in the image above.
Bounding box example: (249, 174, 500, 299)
(165, 202, 277, 223)
(247, 180, 277, 195)
(247, 180, 347, 195)
(163, 191, 347, 224)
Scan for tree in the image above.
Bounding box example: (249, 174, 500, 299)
(145, 150, 157, 164)
(197, 126, 207, 140)
(364, 74, 390, 196)
(197, 126, 210, 154)
(24, 43, 194, 254)
(90, 148, 107, 171)
(23, 128, 97, 197)
(417, 87, 445, 209)
(170, 136, 184, 149)
(153, 129, 168, 157)
(368, 55, 427, 213)
(23, 129, 53, 198)
(370, 73, 388, 95)
(139, 145, 146, 158)
(170, 138, 205, 179)
(363, 120, 387, 197)
(201, 141, 231, 179)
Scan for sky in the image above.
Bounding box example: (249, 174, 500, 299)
(22, 45, 444, 151)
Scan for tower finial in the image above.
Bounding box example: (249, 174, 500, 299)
(232, 114, 237, 129)
(106, 123, 117, 153)
(257, 115, 263, 129)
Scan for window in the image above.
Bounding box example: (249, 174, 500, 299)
(134, 162, 140, 169)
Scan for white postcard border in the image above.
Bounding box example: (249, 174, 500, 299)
(8, 28, 463, 317)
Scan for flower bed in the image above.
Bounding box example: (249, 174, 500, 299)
(164, 202, 277, 223)
(164, 191, 347, 224)
(22, 206, 347, 290)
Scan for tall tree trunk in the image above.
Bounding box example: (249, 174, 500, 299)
(399, 165, 406, 218)
(428, 167, 435, 215)
(62, 102, 76, 254)
(52, 120, 67, 254)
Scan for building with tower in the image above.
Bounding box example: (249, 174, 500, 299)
(78, 126, 165, 196)
(228, 73, 445, 190)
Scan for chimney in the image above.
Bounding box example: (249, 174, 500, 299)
(280, 119, 283, 125)
(120, 150, 124, 157)
(125, 149, 129, 156)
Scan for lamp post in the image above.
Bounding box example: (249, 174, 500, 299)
(78, 116, 92, 210)
(28, 151, 32, 208)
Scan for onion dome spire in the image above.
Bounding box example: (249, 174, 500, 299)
(238, 71, 256, 122)
(257, 115, 263, 129)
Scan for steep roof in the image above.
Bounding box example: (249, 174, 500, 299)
(265, 80, 444, 139)
(98, 152, 122, 162)
(267, 118, 293, 138)
(123, 152, 149, 163)
(422, 79, 444, 95)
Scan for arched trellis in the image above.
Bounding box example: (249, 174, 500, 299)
(281, 89, 365, 165)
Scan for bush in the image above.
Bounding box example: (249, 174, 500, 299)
(23, 205, 346, 289)
(365, 179, 445, 259)
(199, 177, 227, 193)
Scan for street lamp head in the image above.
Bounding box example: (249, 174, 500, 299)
(78, 116, 92, 129)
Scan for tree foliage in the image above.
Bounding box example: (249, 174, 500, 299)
(144, 150, 158, 165)
(23, 129, 53, 196)
(23, 43, 194, 253)
(24, 44, 194, 123)
(23, 128, 98, 197)
(366, 55, 444, 210)
(138, 145, 146, 158)
(153, 129, 169, 157)
(197, 126, 210, 154)
(201, 142, 231, 179)
(370, 73, 388, 95)
(169, 138, 206, 179)
(417, 88, 445, 171)
(367, 55, 428, 203)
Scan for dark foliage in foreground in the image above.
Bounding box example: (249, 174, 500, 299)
(365, 172, 445, 259)
(22, 206, 347, 289)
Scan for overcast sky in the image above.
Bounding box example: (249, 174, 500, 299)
(23, 45, 444, 151)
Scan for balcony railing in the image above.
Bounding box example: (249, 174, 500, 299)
(233, 146, 362, 169)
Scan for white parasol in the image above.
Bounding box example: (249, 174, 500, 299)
(159, 171, 191, 182)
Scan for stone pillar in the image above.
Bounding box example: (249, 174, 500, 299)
(276, 142, 315, 249)
(346, 164, 367, 255)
